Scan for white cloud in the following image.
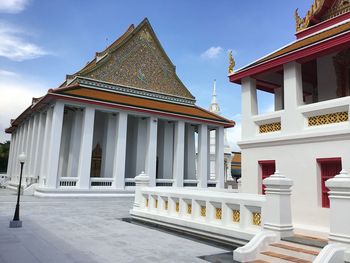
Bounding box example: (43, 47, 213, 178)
(200, 46, 223, 59)
(0, 0, 30, 13)
(0, 22, 48, 61)
(226, 122, 241, 152)
(0, 69, 17, 77)
(0, 73, 46, 142)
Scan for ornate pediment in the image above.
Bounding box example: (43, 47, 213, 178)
(295, 0, 350, 32)
(72, 19, 194, 100)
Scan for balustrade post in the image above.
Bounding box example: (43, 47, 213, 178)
(263, 170, 294, 238)
(133, 172, 150, 210)
(237, 178, 242, 192)
(326, 170, 350, 261)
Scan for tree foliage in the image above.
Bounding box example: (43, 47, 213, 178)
(0, 141, 10, 173)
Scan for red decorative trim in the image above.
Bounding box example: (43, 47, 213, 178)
(296, 12, 350, 39)
(316, 157, 342, 163)
(229, 32, 350, 84)
(258, 160, 276, 164)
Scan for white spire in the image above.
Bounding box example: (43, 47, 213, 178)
(209, 79, 220, 114)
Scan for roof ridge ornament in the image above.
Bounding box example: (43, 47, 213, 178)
(295, 0, 325, 32)
(228, 51, 235, 74)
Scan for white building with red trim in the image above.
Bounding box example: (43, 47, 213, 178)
(229, 0, 350, 235)
(5, 18, 234, 196)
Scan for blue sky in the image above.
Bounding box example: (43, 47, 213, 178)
(0, 0, 312, 149)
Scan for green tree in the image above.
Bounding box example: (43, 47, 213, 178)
(0, 141, 10, 173)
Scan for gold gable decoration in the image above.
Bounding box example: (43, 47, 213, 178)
(72, 19, 194, 100)
(295, 0, 350, 32)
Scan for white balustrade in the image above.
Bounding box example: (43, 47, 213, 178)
(124, 178, 135, 187)
(155, 178, 174, 187)
(59, 177, 78, 187)
(90, 177, 114, 187)
(247, 97, 350, 139)
(131, 186, 265, 243)
(183, 179, 198, 187)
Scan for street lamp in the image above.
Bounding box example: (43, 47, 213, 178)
(9, 152, 26, 228)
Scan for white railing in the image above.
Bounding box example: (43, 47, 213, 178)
(156, 178, 174, 187)
(246, 97, 350, 139)
(59, 177, 78, 187)
(183, 179, 198, 187)
(132, 187, 265, 242)
(252, 110, 283, 135)
(299, 96, 350, 130)
(207, 180, 217, 187)
(90, 177, 113, 187)
(125, 178, 135, 187)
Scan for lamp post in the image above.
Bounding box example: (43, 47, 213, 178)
(9, 152, 26, 228)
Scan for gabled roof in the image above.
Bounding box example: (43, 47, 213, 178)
(229, 18, 350, 83)
(61, 18, 195, 100)
(5, 85, 234, 134)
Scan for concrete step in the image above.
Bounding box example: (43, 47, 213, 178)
(282, 234, 328, 249)
(252, 240, 320, 263)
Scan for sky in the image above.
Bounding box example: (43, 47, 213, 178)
(0, 0, 312, 150)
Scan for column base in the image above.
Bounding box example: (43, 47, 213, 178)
(9, 220, 22, 228)
(263, 223, 294, 238)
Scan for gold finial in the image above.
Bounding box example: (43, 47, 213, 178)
(228, 51, 235, 74)
(295, 9, 303, 31)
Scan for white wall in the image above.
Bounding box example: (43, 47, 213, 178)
(317, 53, 338, 102)
(240, 136, 350, 234)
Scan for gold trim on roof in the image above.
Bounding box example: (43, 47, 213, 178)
(295, 0, 350, 32)
(295, 0, 325, 32)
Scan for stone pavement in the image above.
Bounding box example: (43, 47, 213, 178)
(0, 189, 228, 263)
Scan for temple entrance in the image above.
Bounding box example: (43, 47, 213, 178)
(91, 144, 102, 177)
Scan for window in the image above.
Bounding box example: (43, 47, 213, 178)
(258, 160, 276, 195)
(317, 158, 342, 208)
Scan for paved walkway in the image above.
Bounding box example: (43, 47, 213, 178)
(0, 189, 227, 263)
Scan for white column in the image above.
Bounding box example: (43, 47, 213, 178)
(173, 120, 185, 187)
(326, 170, 350, 261)
(77, 106, 95, 189)
(66, 109, 83, 178)
(274, 87, 283, 111)
(23, 120, 30, 176)
(33, 113, 45, 178)
(6, 132, 16, 177)
(15, 124, 25, 178)
(39, 109, 52, 186)
(263, 170, 294, 238)
(198, 124, 208, 188)
(184, 124, 196, 180)
(145, 116, 158, 187)
(113, 112, 128, 189)
(46, 102, 65, 188)
(215, 126, 225, 189)
(283, 61, 304, 133)
(28, 114, 39, 176)
(241, 77, 258, 139)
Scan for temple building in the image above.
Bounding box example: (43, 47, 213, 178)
(5, 18, 234, 196)
(229, 0, 350, 235)
(208, 80, 233, 185)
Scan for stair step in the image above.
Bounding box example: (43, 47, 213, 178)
(270, 243, 319, 256)
(282, 234, 328, 249)
(261, 251, 312, 263)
